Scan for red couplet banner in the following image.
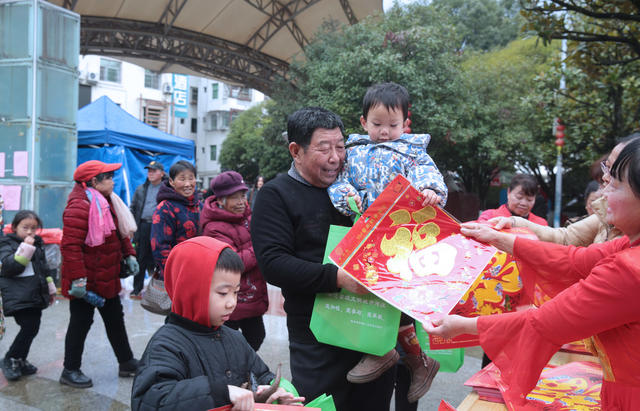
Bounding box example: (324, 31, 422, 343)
(329, 175, 497, 327)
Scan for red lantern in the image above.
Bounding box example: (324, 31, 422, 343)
(555, 122, 565, 147)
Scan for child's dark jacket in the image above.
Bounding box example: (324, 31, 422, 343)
(131, 313, 273, 410)
(131, 236, 274, 410)
(0, 233, 54, 315)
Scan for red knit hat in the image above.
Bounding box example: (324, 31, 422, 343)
(211, 171, 248, 197)
(73, 160, 121, 182)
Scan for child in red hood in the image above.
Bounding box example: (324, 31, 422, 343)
(131, 236, 304, 410)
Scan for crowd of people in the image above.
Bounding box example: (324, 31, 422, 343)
(0, 81, 638, 410)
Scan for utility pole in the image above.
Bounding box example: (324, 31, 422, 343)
(553, 36, 568, 228)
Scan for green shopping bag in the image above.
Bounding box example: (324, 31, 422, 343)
(309, 204, 401, 356)
(305, 393, 336, 411)
(415, 321, 464, 373)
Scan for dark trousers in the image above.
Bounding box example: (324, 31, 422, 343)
(5, 308, 42, 360)
(289, 339, 396, 411)
(225, 316, 266, 352)
(134, 221, 154, 293)
(63, 297, 133, 370)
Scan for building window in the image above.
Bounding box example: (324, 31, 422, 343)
(230, 109, 242, 124)
(190, 87, 198, 105)
(144, 106, 163, 128)
(224, 84, 252, 101)
(191, 118, 197, 133)
(212, 83, 219, 99)
(144, 69, 160, 89)
(210, 145, 217, 161)
(99, 58, 121, 83)
(206, 111, 230, 131)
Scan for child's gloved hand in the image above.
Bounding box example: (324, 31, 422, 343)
(46, 276, 57, 305)
(69, 277, 87, 298)
(125, 256, 139, 276)
(228, 385, 254, 411)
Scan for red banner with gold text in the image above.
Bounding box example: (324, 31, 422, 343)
(329, 175, 497, 327)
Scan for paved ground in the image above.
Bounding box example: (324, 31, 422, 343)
(0, 285, 481, 410)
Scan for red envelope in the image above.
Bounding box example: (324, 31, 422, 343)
(329, 175, 497, 325)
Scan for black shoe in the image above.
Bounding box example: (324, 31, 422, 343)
(20, 359, 38, 376)
(59, 368, 93, 388)
(1, 357, 22, 381)
(118, 358, 139, 377)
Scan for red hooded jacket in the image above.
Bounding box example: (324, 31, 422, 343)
(164, 236, 228, 327)
(199, 196, 268, 321)
(132, 236, 275, 410)
(61, 183, 135, 298)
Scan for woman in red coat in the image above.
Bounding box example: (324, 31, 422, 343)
(199, 171, 268, 351)
(60, 160, 139, 388)
(478, 173, 548, 226)
(425, 139, 640, 410)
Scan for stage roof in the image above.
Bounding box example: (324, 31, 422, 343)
(50, 0, 383, 94)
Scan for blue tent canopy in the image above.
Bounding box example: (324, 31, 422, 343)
(77, 96, 195, 205)
(78, 96, 194, 158)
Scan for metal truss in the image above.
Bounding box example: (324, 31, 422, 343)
(158, 0, 188, 35)
(339, 0, 357, 25)
(79, 16, 290, 95)
(244, 0, 320, 51)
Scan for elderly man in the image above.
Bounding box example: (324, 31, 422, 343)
(251, 107, 396, 410)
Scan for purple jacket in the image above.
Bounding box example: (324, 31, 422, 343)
(199, 195, 268, 320)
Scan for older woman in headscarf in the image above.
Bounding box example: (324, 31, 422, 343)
(199, 171, 268, 351)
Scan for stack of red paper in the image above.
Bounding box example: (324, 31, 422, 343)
(465, 361, 602, 409)
(463, 362, 504, 403)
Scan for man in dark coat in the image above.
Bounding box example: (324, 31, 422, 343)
(129, 160, 165, 297)
(251, 107, 396, 410)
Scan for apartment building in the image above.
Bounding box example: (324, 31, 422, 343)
(78, 55, 266, 187)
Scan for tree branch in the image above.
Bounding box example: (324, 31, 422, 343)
(521, 0, 640, 22)
(548, 31, 640, 57)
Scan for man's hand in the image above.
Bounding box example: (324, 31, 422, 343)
(420, 189, 441, 207)
(336, 268, 367, 295)
(228, 385, 254, 411)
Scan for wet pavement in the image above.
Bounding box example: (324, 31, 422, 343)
(0, 285, 481, 410)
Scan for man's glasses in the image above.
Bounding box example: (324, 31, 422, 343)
(601, 161, 610, 176)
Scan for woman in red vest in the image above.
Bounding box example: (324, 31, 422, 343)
(478, 173, 548, 226)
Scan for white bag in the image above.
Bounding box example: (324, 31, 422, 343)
(110, 192, 137, 239)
